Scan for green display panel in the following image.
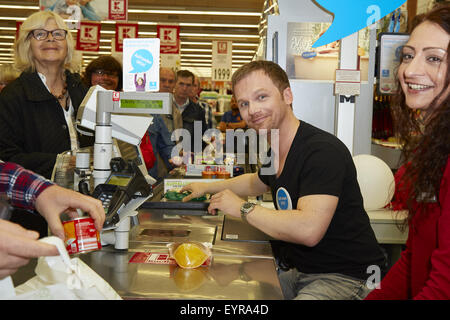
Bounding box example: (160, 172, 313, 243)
(120, 99, 163, 109)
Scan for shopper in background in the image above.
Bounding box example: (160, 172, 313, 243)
(82, 55, 122, 91)
(218, 96, 247, 132)
(365, 4, 450, 300)
(82, 55, 157, 172)
(173, 69, 207, 155)
(182, 60, 385, 300)
(0, 64, 20, 92)
(0, 11, 94, 236)
(159, 67, 176, 94)
(0, 161, 104, 279)
(190, 75, 214, 129)
(159, 67, 182, 133)
(146, 68, 179, 181)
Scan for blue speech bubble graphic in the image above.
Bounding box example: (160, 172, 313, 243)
(130, 49, 153, 73)
(312, 0, 407, 48)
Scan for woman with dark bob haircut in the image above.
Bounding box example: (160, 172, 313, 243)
(82, 55, 123, 91)
(366, 3, 450, 300)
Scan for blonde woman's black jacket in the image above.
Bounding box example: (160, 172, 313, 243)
(0, 70, 94, 179)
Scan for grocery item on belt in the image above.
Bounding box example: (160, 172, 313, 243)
(164, 188, 208, 201)
(168, 242, 212, 269)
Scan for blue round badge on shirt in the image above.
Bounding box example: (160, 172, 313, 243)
(276, 187, 292, 210)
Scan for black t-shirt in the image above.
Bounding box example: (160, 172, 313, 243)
(258, 121, 385, 280)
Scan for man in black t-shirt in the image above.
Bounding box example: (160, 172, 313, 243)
(182, 61, 385, 300)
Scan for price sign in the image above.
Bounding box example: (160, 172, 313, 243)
(212, 40, 232, 82)
(212, 68, 231, 81)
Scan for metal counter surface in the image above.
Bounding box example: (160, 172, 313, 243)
(79, 249, 282, 300)
(11, 208, 283, 300)
(103, 208, 283, 299)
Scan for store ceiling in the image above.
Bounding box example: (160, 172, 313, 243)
(0, 0, 267, 77)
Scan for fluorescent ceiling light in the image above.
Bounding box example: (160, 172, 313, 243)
(0, 17, 258, 30)
(128, 9, 260, 17)
(135, 21, 257, 28)
(135, 32, 157, 36)
(181, 60, 251, 65)
(137, 32, 257, 38)
(181, 33, 259, 38)
(181, 59, 212, 63)
(181, 41, 258, 47)
(230, 49, 255, 54)
(0, 5, 261, 17)
(0, 5, 39, 10)
(0, 17, 26, 21)
(182, 53, 252, 59)
(181, 48, 255, 54)
(180, 22, 257, 28)
(82, 51, 111, 55)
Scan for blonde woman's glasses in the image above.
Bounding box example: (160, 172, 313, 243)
(29, 29, 67, 41)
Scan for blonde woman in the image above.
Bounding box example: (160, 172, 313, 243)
(0, 11, 93, 237)
(0, 10, 92, 179)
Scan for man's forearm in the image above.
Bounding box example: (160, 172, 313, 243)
(204, 173, 267, 197)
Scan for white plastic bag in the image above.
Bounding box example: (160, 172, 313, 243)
(0, 236, 121, 300)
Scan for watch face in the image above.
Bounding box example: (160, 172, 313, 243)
(242, 202, 254, 214)
(243, 203, 253, 210)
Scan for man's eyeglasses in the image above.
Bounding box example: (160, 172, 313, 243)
(29, 29, 67, 41)
(92, 70, 119, 78)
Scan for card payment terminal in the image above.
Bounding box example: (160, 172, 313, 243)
(92, 158, 152, 229)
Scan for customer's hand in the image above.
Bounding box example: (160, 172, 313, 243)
(0, 219, 58, 279)
(35, 185, 105, 240)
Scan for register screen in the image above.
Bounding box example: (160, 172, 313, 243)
(107, 174, 132, 187)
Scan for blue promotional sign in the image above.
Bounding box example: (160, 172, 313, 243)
(130, 49, 153, 73)
(312, 0, 407, 48)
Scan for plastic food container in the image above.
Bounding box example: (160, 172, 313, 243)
(168, 242, 212, 269)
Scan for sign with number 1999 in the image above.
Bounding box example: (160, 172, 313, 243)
(212, 68, 231, 81)
(212, 40, 232, 82)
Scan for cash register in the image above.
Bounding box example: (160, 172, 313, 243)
(76, 86, 173, 249)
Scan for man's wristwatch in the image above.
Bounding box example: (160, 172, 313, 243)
(240, 202, 256, 223)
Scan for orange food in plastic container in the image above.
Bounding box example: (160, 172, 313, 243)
(168, 242, 212, 269)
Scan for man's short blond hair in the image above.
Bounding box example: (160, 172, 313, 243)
(14, 11, 76, 72)
(231, 60, 291, 96)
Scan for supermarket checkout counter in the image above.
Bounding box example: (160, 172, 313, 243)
(11, 166, 406, 300)
(11, 178, 283, 300)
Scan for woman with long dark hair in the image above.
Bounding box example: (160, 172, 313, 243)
(366, 3, 450, 299)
